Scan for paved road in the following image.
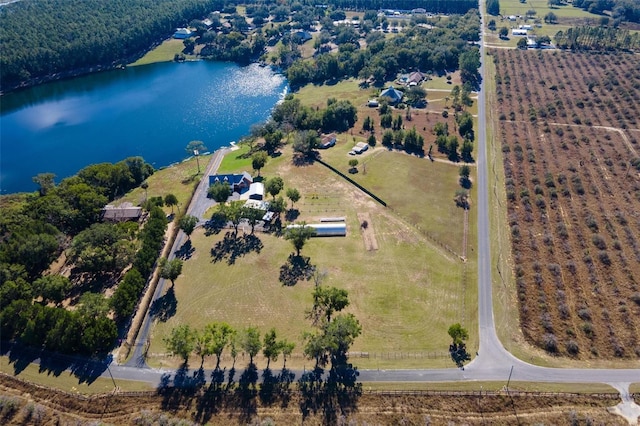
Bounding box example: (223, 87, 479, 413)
(125, 149, 228, 368)
(66, 9, 639, 422)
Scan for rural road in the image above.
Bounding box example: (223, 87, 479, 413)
(5, 4, 634, 422)
(125, 149, 229, 368)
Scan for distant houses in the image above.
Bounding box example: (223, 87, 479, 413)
(173, 28, 193, 39)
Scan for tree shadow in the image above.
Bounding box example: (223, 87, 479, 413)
(3, 342, 110, 385)
(175, 239, 195, 260)
(203, 214, 226, 236)
(449, 343, 471, 367)
(210, 232, 263, 265)
(292, 152, 318, 166)
(149, 286, 177, 322)
(279, 254, 316, 286)
(298, 365, 361, 424)
(194, 367, 228, 424)
(235, 363, 259, 423)
(285, 208, 300, 222)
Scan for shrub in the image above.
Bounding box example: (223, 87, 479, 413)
(581, 322, 594, 338)
(591, 234, 606, 250)
(631, 292, 640, 306)
(598, 251, 612, 266)
(543, 333, 558, 353)
(577, 308, 591, 321)
(565, 340, 579, 356)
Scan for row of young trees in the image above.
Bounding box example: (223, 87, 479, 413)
(164, 322, 296, 369)
(554, 26, 640, 51)
(0, 0, 224, 90)
(163, 285, 360, 375)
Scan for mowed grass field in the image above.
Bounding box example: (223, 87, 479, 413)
(130, 39, 194, 67)
(115, 154, 209, 216)
(147, 142, 477, 370)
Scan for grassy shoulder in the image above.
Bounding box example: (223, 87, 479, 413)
(362, 381, 619, 393)
(0, 357, 153, 394)
(147, 142, 477, 370)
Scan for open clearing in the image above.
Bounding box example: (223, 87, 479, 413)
(491, 49, 640, 361)
(147, 142, 477, 370)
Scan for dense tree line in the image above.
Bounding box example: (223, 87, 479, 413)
(572, 0, 640, 25)
(0, 0, 224, 90)
(299, 0, 477, 14)
(555, 26, 640, 51)
(0, 157, 156, 355)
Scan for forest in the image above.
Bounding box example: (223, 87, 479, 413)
(0, 158, 160, 356)
(0, 0, 224, 90)
(1, 0, 480, 91)
(572, 0, 640, 24)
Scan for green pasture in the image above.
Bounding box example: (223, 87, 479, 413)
(295, 79, 374, 108)
(129, 38, 194, 67)
(0, 357, 153, 394)
(115, 154, 209, 215)
(147, 146, 477, 370)
(498, 0, 602, 20)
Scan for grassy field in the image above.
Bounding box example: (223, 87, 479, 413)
(0, 358, 153, 394)
(147, 142, 477, 370)
(498, 0, 601, 20)
(129, 39, 195, 67)
(114, 154, 209, 216)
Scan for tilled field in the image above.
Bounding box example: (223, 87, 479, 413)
(492, 49, 640, 359)
(0, 374, 626, 425)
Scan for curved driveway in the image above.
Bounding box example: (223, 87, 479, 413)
(111, 7, 639, 421)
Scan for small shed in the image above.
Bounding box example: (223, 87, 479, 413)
(240, 182, 265, 200)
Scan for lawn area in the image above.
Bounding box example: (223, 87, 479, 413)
(362, 381, 618, 393)
(499, 0, 601, 20)
(114, 154, 209, 217)
(129, 39, 195, 67)
(295, 79, 374, 108)
(0, 358, 153, 394)
(147, 145, 477, 370)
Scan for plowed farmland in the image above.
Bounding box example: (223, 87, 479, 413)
(492, 49, 640, 359)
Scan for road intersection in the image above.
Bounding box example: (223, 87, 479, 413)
(114, 5, 639, 422)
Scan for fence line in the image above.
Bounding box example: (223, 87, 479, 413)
(2, 372, 624, 402)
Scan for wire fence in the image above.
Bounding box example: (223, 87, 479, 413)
(2, 373, 625, 402)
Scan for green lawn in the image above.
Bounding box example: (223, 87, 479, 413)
(295, 79, 374, 108)
(498, 0, 602, 20)
(129, 39, 195, 67)
(114, 154, 209, 216)
(147, 145, 477, 370)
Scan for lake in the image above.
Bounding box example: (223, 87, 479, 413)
(0, 61, 288, 194)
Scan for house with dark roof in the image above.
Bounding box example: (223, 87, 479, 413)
(379, 86, 403, 104)
(209, 172, 253, 195)
(292, 30, 313, 44)
(407, 71, 426, 86)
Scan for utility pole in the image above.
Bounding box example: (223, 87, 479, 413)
(194, 149, 200, 174)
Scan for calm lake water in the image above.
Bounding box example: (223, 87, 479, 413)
(0, 61, 287, 194)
